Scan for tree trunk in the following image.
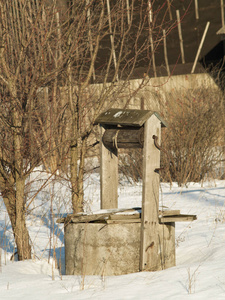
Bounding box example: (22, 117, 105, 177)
(70, 141, 80, 213)
(0, 175, 31, 260)
(14, 176, 31, 260)
(77, 138, 86, 210)
(70, 129, 87, 213)
(12, 107, 32, 260)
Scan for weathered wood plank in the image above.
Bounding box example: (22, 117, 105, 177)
(95, 109, 153, 126)
(176, 10, 185, 64)
(109, 210, 181, 220)
(56, 208, 142, 223)
(109, 213, 141, 220)
(100, 125, 118, 209)
(140, 115, 161, 271)
(57, 209, 184, 223)
(191, 21, 210, 74)
(94, 109, 168, 127)
(106, 219, 141, 224)
(69, 214, 108, 223)
(57, 211, 196, 224)
(159, 210, 180, 216)
(159, 214, 197, 223)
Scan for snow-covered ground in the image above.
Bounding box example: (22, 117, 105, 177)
(1, 173, 225, 299)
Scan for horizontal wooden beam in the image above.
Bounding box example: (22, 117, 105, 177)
(106, 219, 141, 224)
(159, 214, 197, 223)
(56, 208, 141, 223)
(109, 213, 141, 220)
(57, 211, 196, 224)
(159, 210, 180, 216)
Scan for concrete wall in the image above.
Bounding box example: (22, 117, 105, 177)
(64, 221, 175, 276)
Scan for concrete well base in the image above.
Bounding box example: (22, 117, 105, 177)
(64, 221, 175, 276)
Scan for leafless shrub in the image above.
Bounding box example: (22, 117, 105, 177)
(119, 149, 143, 183)
(117, 75, 225, 187)
(160, 84, 225, 186)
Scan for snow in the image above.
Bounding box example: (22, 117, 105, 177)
(113, 111, 123, 118)
(1, 174, 225, 299)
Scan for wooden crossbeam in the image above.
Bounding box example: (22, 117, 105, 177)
(56, 209, 197, 224)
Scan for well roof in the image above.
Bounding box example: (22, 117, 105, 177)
(94, 108, 168, 127)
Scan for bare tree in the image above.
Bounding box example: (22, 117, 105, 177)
(0, 0, 176, 259)
(60, 0, 174, 213)
(0, 0, 71, 260)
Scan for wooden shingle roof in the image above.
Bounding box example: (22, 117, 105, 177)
(94, 108, 168, 127)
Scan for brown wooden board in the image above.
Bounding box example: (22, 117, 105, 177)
(56, 208, 142, 223)
(56, 209, 194, 224)
(109, 213, 141, 220)
(159, 210, 181, 216)
(159, 214, 197, 223)
(57, 212, 196, 226)
(106, 219, 141, 224)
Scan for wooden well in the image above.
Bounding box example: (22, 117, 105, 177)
(58, 109, 196, 275)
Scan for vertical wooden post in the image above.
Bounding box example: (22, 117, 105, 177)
(140, 115, 161, 271)
(100, 126, 118, 209)
(176, 10, 185, 64)
(148, 1, 156, 77)
(149, 30, 157, 77)
(221, 0, 224, 27)
(163, 29, 170, 76)
(191, 22, 210, 74)
(194, 0, 199, 20)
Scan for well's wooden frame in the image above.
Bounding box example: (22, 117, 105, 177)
(96, 109, 166, 271)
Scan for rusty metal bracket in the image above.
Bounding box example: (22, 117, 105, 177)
(153, 135, 165, 173)
(154, 167, 164, 173)
(152, 135, 175, 181)
(152, 135, 162, 151)
(153, 135, 168, 156)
